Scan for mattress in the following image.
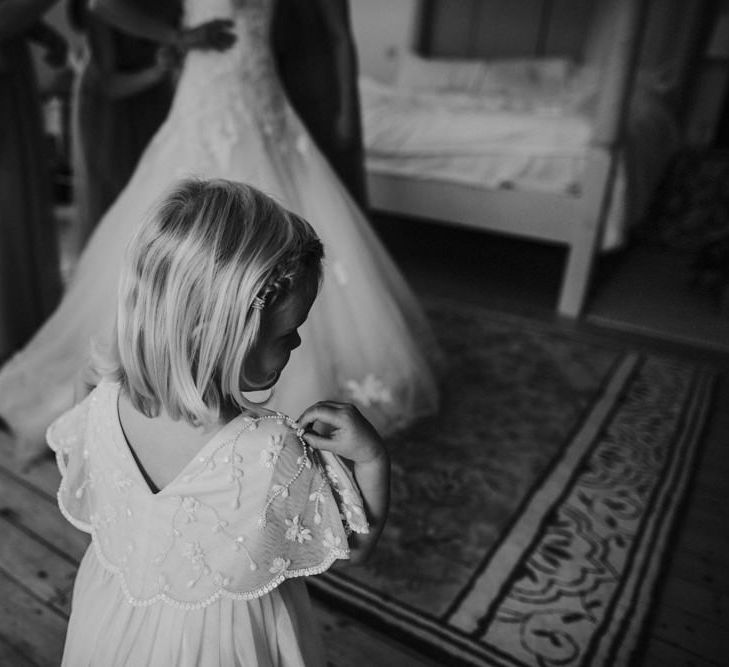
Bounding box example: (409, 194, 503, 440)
(359, 73, 678, 249)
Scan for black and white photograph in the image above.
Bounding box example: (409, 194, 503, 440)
(1, 0, 728, 665)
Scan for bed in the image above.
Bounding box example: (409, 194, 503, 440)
(358, 0, 699, 316)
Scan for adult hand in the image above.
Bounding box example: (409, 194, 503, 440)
(179, 18, 236, 52)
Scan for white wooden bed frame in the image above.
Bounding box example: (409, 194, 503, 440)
(365, 0, 647, 317)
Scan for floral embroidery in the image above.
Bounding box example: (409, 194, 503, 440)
(182, 541, 205, 566)
(260, 433, 285, 468)
(345, 374, 393, 407)
(269, 557, 290, 574)
(309, 489, 326, 504)
(182, 540, 209, 588)
(213, 572, 231, 587)
(112, 470, 134, 493)
(232, 535, 258, 571)
(74, 474, 93, 499)
(322, 528, 342, 550)
(332, 260, 349, 286)
(272, 484, 289, 499)
(94, 503, 118, 527)
(339, 488, 364, 514)
(285, 515, 312, 544)
(181, 497, 200, 522)
(309, 486, 327, 525)
(325, 464, 340, 486)
(296, 453, 312, 469)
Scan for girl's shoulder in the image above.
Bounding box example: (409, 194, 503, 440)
(46, 380, 118, 455)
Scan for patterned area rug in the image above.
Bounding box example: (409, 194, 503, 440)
(309, 300, 715, 667)
(638, 150, 729, 252)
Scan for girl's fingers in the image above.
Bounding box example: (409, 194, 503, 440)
(301, 431, 330, 451)
(297, 402, 348, 430)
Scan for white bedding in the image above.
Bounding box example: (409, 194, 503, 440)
(359, 69, 678, 250)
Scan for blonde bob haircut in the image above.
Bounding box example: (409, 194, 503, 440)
(102, 178, 323, 426)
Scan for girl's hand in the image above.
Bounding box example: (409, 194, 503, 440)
(178, 18, 236, 52)
(297, 401, 385, 465)
(299, 402, 390, 566)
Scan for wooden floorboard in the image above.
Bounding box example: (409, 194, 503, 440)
(0, 634, 40, 667)
(658, 577, 729, 630)
(641, 636, 721, 667)
(634, 373, 729, 666)
(313, 599, 442, 667)
(0, 569, 66, 666)
(649, 606, 729, 666)
(0, 518, 76, 616)
(0, 466, 88, 562)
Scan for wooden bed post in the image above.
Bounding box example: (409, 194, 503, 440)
(557, 0, 648, 318)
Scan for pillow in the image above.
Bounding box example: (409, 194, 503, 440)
(479, 58, 574, 93)
(395, 51, 486, 94)
(395, 51, 575, 97)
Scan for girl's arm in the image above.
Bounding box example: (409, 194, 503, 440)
(297, 402, 390, 564)
(0, 0, 58, 41)
(89, 0, 235, 52)
(313, 0, 358, 146)
(344, 446, 390, 564)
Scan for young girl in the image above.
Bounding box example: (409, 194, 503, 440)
(47, 179, 390, 666)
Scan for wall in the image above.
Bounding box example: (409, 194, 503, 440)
(350, 0, 421, 82)
(351, 0, 707, 86)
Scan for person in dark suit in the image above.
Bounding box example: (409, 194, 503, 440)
(0, 0, 64, 361)
(271, 0, 367, 207)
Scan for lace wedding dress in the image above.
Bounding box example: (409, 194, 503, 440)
(0, 0, 439, 459)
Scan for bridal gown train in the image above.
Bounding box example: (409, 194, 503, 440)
(0, 0, 440, 458)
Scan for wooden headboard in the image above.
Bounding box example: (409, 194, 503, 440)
(417, 0, 597, 61)
(416, 0, 707, 86)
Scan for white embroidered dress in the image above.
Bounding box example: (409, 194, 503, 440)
(0, 0, 440, 460)
(48, 381, 368, 666)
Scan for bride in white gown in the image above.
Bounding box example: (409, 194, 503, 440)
(0, 0, 440, 460)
